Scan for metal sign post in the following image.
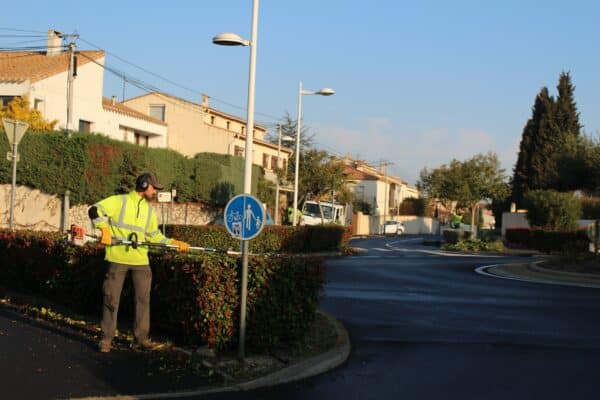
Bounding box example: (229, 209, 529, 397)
(2, 118, 29, 230)
(224, 194, 266, 358)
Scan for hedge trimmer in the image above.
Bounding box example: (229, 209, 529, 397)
(69, 225, 241, 255)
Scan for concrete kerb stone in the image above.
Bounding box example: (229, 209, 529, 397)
(72, 310, 351, 400)
(481, 260, 600, 289)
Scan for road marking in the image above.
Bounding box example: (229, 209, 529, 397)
(475, 264, 600, 289)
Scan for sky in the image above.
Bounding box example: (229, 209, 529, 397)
(2, 1, 599, 185)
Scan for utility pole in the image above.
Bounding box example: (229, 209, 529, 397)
(373, 160, 393, 233)
(274, 124, 281, 224)
(64, 35, 79, 137)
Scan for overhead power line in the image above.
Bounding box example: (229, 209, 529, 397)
(77, 36, 283, 122)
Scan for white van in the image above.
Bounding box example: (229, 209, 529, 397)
(300, 200, 347, 226)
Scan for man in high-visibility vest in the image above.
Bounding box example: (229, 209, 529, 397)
(88, 172, 190, 353)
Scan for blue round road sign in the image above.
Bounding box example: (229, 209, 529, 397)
(224, 194, 266, 240)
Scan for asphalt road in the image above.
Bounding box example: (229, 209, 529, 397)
(205, 235, 600, 400)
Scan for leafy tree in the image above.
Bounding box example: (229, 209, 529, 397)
(296, 149, 350, 206)
(0, 96, 58, 131)
(419, 153, 509, 238)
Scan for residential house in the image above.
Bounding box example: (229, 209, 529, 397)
(122, 92, 293, 183)
(0, 30, 167, 146)
(343, 159, 419, 218)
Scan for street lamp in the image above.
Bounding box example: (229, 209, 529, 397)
(292, 82, 335, 226)
(212, 0, 259, 360)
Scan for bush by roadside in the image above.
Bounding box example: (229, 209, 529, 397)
(0, 229, 326, 351)
(505, 227, 589, 253)
(165, 224, 351, 254)
(442, 238, 504, 252)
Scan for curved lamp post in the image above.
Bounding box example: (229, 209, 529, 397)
(212, 0, 259, 360)
(292, 82, 335, 226)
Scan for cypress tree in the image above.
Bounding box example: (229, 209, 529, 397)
(511, 72, 582, 206)
(512, 87, 554, 206)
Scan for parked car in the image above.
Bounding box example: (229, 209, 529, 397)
(384, 220, 404, 235)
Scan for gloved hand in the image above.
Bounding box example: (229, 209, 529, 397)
(171, 239, 190, 252)
(100, 227, 112, 246)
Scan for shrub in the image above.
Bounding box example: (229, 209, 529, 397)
(524, 190, 582, 230)
(442, 238, 504, 252)
(442, 228, 470, 244)
(0, 131, 262, 205)
(505, 227, 589, 253)
(0, 230, 326, 350)
(165, 224, 351, 254)
(581, 197, 600, 219)
(399, 197, 426, 216)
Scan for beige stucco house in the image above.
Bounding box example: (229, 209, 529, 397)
(123, 91, 292, 181)
(343, 159, 420, 217)
(0, 30, 167, 146)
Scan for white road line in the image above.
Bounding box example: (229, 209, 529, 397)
(475, 264, 600, 289)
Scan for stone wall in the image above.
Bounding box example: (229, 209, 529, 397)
(0, 184, 217, 232)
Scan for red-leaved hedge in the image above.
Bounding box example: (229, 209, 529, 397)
(0, 230, 326, 350)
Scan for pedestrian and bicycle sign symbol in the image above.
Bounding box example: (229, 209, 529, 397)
(224, 194, 266, 240)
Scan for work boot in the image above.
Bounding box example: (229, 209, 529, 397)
(98, 339, 112, 353)
(137, 339, 166, 351)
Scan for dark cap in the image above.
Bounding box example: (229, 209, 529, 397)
(135, 172, 164, 191)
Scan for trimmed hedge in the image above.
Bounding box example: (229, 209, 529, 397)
(524, 190, 582, 230)
(0, 230, 325, 350)
(442, 228, 470, 244)
(0, 130, 262, 204)
(581, 197, 600, 219)
(165, 224, 352, 254)
(505, 227, 589, 253)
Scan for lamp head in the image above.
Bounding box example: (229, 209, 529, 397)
(212, 32, 250, 46)
(316, 87, 335, 96)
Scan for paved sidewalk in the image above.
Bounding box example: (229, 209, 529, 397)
(484, 260, 600, 289)
(0, 303, 350, 400)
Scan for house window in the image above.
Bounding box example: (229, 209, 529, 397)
(78, 119, 92, 133)
(0, 96, 15, 107)
(241, 126, 245, 135)
(234, 145, 244, 157)
(135, 132, 149, 147)
(210, 115, 215, 125)
(271, 156, 278, 170)
(149, 104, 165, 121)
(262, 154, 269, 168)
(226, 121, 231, 130)
(34, 98, 43, 111)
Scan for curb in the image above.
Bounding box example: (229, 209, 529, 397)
(479, 261, 600, 289)
(529, 261, 600, 282)
(73, 310, 351, 400)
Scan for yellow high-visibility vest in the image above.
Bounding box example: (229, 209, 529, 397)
(91, 191, 172, 265)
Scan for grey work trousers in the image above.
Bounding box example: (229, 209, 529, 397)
(101, 262, 152, 343)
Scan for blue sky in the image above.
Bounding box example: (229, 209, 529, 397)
(2, 1, 599, 184)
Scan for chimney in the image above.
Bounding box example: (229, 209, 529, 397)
(201, 94, 209, 108)
(46, 29, 63, 57)
(111, 96, 117, 105)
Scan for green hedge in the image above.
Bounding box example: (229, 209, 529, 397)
(505, 228, 589, 253)
(165, 224, 352, 254)
(442, 228, 470, 244)
(581, 197, 600, 219)
(524, 190, 582, 230)
(0, 131, 262, 205)
(0, 230, 325, 350)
